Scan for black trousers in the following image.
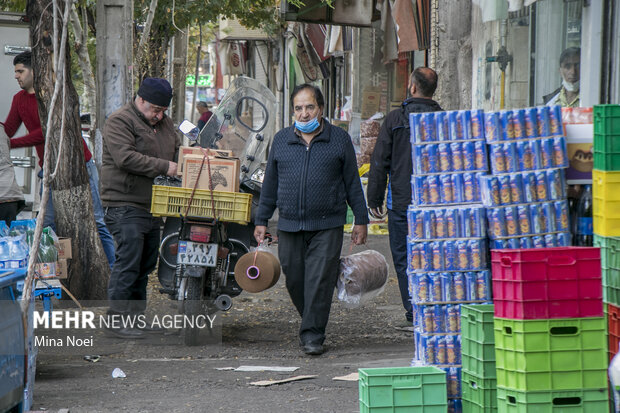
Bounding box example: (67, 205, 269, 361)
(277, 227, 343, 345)
(0, 201, 22, 225)
(104, 206, 161, 315)
(387, 209, 414, 321)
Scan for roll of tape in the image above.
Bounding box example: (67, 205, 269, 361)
(234, 251, 281, 293)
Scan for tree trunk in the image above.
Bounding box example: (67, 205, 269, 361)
(28, 0, 109, 301)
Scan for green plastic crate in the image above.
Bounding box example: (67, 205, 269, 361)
(594, 104, 620, 137)
(358, 366, 447, 413)
(497, 386, 609, 412)
(461, 371, 498, 412)
(594, 151, 620, 171)
(593, 235, 620, 306)
(494, 317, 608, 391)
(461, 304, 496, 379)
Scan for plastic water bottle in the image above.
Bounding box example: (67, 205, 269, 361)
(8, 236, 28, 269)
(610, 346, 620, 412)
(0, 238, 10, 270)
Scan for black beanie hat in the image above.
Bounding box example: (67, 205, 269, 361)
(137, 77, 173, 107)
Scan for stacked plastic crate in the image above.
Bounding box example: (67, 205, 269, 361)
(491, 247, 609, 411)
(407, 109, 493, 412)
(482, 106, 572, 249)
(460, 304, 497, 412)
(591, 104, 620, 361)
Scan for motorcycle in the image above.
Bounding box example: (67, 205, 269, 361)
(156, 77, 277, 345)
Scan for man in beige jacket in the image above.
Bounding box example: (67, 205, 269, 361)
(0, 125, 24, 224)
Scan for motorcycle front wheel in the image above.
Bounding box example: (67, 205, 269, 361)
(184, 276, 203, 346)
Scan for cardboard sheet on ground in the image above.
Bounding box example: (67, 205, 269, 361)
(250, 375, 317, 386)
(332, 372, 359, 381)
(216, 366, 299, 372)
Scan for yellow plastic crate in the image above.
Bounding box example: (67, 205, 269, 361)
(150, 185, 252, 224)
(593, 169, 620, 236)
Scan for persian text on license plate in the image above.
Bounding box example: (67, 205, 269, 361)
(177, 241, 218, 267)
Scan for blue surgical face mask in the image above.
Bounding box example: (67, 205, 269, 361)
(295, 117, 320, 133)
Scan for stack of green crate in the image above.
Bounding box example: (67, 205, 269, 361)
(460, 304, 497, 412)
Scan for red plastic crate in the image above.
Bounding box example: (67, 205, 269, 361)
(609, 303, 620, 361)
(491, 247, 604, 319)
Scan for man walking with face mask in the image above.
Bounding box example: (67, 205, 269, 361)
(254, 84, 369, 356)
(544, 47, 580, 108)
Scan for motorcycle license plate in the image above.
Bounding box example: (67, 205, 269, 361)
(177, 241, 218, 267)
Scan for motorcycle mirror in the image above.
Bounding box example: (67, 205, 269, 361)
(179, 119, 200, 141)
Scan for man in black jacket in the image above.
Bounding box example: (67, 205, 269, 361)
(367, 67, 443, 324)
(254, 84, 368, 356)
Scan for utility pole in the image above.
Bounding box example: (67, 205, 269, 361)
(95, 0, 133, 161)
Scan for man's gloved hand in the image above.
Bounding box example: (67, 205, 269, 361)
(369, 206, 387, 219)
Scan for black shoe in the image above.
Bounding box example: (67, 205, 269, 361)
(105, 326, 145, 339)
(302, 343, 324, 356)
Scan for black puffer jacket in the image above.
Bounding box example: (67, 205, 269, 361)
(367, 97, 443, 211)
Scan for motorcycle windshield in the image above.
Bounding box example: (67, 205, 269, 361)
(198, 77, 276, 189)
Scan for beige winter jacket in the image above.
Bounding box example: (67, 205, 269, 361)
(101, 102, 180, 210)
(0, 125, 25, 204)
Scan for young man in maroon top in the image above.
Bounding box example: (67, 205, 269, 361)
(2, 51, 115, 267)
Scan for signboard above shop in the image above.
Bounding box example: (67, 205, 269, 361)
(281, 0, 380, 27)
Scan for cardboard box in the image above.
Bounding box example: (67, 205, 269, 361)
(56, 259, 68, 279)
(178, 146, 234, 174)
(57, 237, 72, 260)
(35, 262, 56, 279)
(361, 90, 382, 119)
(182, 154, 240, 192)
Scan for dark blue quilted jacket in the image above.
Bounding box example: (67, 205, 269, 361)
(255, 119, 369, 232)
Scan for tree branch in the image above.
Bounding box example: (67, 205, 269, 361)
(135, 0, 158, 64)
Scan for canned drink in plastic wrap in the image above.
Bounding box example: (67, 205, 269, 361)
(413, 176, 428, 206)
(554, 201, 569, 231)
(420, 242, 432, 271)
(542, 202, 556, 232)
(489, 208, 507, 238)
(465, 272, 477, 301)
(510, 174, 524, 204)
(553, 136, 568, 167)
(490, 144, 506, 173)
(409, 208, 424, 239)
(512, 109, 527, 139)
(532, 235, 545, 248)
(520, 236, 533, 249)
(427, 144, 439, 173)
(456, 336, 462, 365)
(448, 111, 463, 141)
(420, 145, 430, 173)
(503, 142, 517, 172)
(460, 110, 473, 140)
(507, 237, 520, 249)
(476, 271, 492, 301)
(469, 239, 484, 269)
(453, 272, 466, 301)
(425, 210, 435, 239)
(410, 113, 423, 142)
(537, 106, 551, 137)
(485, 112, 501, 142)
(434, 305, 446, 333)
(461, 173, 474, 203)
(492, 239, 508, 249)
(429, 271, 443, 302)
(438, 143, 452, 172)
(547, 169, 563, 199)
(448, 367, 461, 397)
(499, 175, 511, 204)
(530, 203, 545, 233)
(456, 240, 469, 270)
(431, 242, 444, 271)
(486, 176, 501, 206)
(461, 208, 472, 238)
(557, 231, 571, 246)
(544, 233, 557, 247)
(446, 208, 458, 238)
(421, 112, 436, 142)
(422, 306, 435, 333)
(409, 242, 421, 271)
(446, 335, 458, 364)
(535, 171, 548, 201)
(446, 304, 459, 332)
(523, 172, 537, 203)
(462, 141, 476, 171)
(473, 207, 485, 237)
(474, 140, 486, 170)
(415, 273, 429, 303)
(525, 107, 538, 138)
(517, 140, 534, 171)
(436, 336, 447, 364)
(444, 241, 457, 271)
(451, 142, 464, 171)
(452, 174, 464, 203)
(517, 205, 531, 235)
(436, 112, 449, 141)
(434, 209, 446, 238)
(471, 109, 484, 139)
(420, 335, 435, 363)
(440, 175, 454, 203)
(549, 105, 563, 136)
(428, 175, 441, 204)
(442, 273, 455, 302)
(504, 206, 519, 236)
(500, 110, 515, 140)
(539, 138, 554, 169)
